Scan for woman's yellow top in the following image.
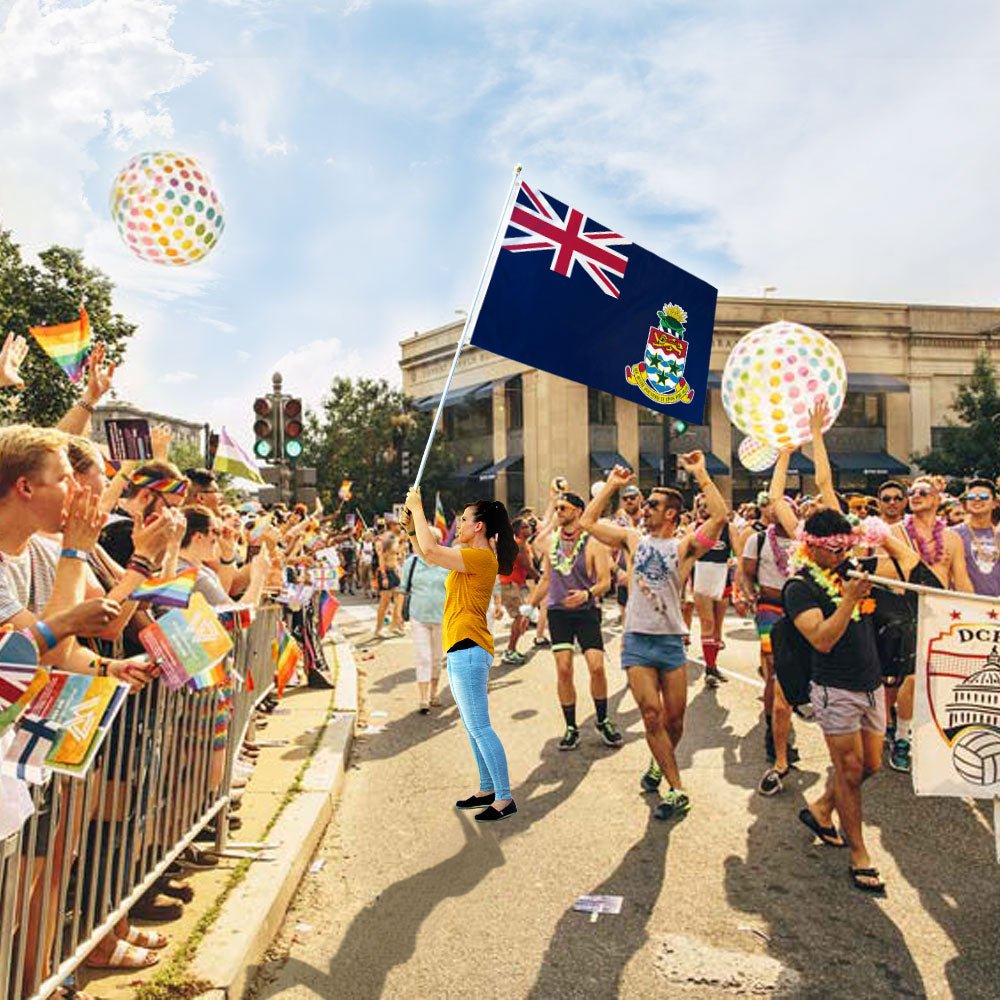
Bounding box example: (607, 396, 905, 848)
(442, 547, 498, 655)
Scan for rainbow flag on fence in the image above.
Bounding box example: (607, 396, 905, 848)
(30, 306, 92, 383)
(317, 590, 339, 640)
(128, 568, 197, 608)
(272, 623, 302, 698)
(434, 492, 448, 535)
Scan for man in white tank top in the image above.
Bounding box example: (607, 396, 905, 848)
(582, 453, 729, 820)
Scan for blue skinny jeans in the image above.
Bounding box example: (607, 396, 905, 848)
(447, 644, 511, 800)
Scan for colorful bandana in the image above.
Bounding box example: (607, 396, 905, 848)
(130, 473, 188, 495)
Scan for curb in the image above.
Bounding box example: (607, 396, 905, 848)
(190, 644, 357, 1000)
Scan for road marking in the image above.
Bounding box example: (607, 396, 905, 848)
(687, 654, 765, 690)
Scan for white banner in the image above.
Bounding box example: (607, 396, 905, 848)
(913, 590, 1000, 798)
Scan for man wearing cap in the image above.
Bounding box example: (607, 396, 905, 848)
(528, 490, 622, 750)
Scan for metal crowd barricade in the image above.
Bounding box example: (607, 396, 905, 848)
(0, 604, 282, 1000)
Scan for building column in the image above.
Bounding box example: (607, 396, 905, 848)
(491, 382, 507, 506)
(616, 397, 639, 473)
(522, 371, 541, 510)
(909, 377, 932, 462)
(529, 373, 588, 509)
(885, 391, 912, 471)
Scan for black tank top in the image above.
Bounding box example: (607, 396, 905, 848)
(697, 522, 731, 564)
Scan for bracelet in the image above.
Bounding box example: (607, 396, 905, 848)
(77, 399, 96, 414)
(97, 658, 109, 677)
(127, 558, 152, 578)
(35, 620, 57, 652)
(220, 556, 237, 565)
(693, 528, 715, 549)
(60, 548, 89, 561)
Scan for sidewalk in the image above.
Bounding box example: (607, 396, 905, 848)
(78, 631, 355, 1000)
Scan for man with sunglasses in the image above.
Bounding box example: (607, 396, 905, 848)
(882, 476, 972, 772)
(582, 453, 727, 820)
(954, 479, 1000, 597)
(876, 481, 907, 527)
(528, 491, 621, 750)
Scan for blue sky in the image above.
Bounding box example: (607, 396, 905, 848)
(2, 0, 1000, 445)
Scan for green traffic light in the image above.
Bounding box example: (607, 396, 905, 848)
(673, 419, 688, 435)
(254, 439, 273, 459)
(285, 439, 303, 460)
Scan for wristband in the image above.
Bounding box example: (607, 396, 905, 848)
(127, 558, 152, 578)
(97, 658, 109, 677)
(60, 547, 89, 561)
(77, 399, 96, 414)
(693, 528, 715, 549)
(220, 556, 237, 565)
(35, 620, 57, 652)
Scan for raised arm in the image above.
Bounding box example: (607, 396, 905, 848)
(768, 448, 801, 537)
(581, 465, 639, 555)
(404, 487, 468, 573)
(677, 451, 728, 562)
(56, 342, 115, 437)
(810, 397, 840, 512)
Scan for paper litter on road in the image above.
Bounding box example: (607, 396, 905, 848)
(254, 738, 289, 747)
(361, 725, 385, 735)
(309, 859, 327, 873)
(294, 922, 313, 934)
(370, 710, 388, 718)
(574, 894, 623, 915)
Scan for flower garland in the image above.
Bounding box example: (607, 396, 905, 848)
(550, 530, 588, 576)
(904, 514, 945, 566)
(766, 524, 792, 579)
(792, 546, 876, 620)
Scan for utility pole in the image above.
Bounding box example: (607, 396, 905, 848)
(659, 413, 672, 487)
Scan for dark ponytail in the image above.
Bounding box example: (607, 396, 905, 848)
(469, 498, 518, 575)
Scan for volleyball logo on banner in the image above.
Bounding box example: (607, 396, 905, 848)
(913, 591, 1000, 797)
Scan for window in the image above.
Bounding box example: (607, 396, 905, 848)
(505, 376, 523, 432)
(838, 392, 884, 428)
(588, 388, 616, 426)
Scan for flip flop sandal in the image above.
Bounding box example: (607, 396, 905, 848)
(131, 893, 183, 922)
(798, 807, 846, 848)
(123, 926, 169, 950)
(850, 867, 887, 896)
(85, 939, 160, 970)
(156, 878, 194, 903)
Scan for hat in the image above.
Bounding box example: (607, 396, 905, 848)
(559, 492, 586, 511)
(622, 485, 640, 497)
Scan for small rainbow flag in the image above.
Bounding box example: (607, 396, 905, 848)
(30, 306, 92, 383)
(189, 660, 229, 691)
(317, 590, 339, 639)
(128, 568, 197, 608)
(434, 492, 448, 535)
(104, 458, 123, 479)
(272, 624, 302, 698)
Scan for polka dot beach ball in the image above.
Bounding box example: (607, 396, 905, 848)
(721, 321, 846, 449)
(110, 151, 225, 266)
(737, 435, 779, 473)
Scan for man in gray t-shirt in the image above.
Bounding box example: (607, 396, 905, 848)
(582, 452, 728, 821)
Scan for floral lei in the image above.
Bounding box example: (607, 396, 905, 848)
(550, 530, 587, 576)
(766, 524, 791, 578)
(792, 547, 876, 620)
(904, 514, 945, 566)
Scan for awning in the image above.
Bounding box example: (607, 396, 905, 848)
(477, 454, 523, 481)
(703, 452, 730, 476)
(788, 452, 815, 475)
(846, 374, 908, 393)
(591, 451, 630, 474)
(707, 371, 722, 389)
(451, 460, 493, 481)
(640, 451, 658, 469)
(829, 451, 909, 476)
(413, 380, 493, 412)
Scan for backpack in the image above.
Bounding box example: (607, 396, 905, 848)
(773, 575, 825, 716)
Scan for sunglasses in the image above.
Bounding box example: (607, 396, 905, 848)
(642, 498, 664, 510)
(879, 494, 905, 503)
(964, 491, 993, 502)
(908, 486, 934, 498)
(554, 504, 578, 513)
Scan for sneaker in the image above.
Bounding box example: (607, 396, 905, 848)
(889, 737, 911, 773)
(558, 725, 580, 751)
(596, 718, 623, 748)
(654, 789, 691, 820)
(704, 667, 727, 687)
(640, 759, 663, 794)
(501, 650, 526, 665)
(757, 767, 788, 797)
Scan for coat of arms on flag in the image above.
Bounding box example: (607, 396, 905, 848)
(625, 303, 694, 406)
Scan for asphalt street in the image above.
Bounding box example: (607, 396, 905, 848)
(248, 598, 1000, 1000)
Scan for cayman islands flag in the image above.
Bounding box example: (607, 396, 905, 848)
(469, 177, 717, 422)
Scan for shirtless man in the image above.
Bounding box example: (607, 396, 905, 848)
(373, 515, 405, 638)
(885, 476, 972, 771)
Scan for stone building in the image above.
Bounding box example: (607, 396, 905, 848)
(93, 400, 205, 458)
(399, 296, 1000, 509)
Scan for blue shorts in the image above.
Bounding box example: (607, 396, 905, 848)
(621, 632, 687, 672)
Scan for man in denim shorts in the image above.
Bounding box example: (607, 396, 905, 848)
(782, 508, 887, 896)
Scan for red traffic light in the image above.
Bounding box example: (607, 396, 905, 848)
(284, 398, 302, 421)
(253, 418, 273, 438)
(253, 397, 271, 417)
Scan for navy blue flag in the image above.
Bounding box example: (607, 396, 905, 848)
(468, 179, 717, 423)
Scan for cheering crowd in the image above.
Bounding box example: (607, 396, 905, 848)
(0, 334, 351, 1000)
(378, 396, 999, 895)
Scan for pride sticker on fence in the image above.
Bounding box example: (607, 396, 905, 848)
(913, 591, 1000, 798)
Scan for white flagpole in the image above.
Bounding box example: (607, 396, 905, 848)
(411, 164, 523, 490)
(846, 571, 1000, 606)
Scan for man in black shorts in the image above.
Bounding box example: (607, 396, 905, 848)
(529, 492, 621, 749)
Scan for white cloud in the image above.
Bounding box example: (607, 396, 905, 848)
(236, 349, 251, 362)
(161, 370, 198, 384)
(342, 0, 371, 15)
(216, 55, 294, 157)
(483, 3, 1000, 305)
(201, 317, 238, 334)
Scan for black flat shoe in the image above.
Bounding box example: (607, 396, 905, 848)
(475, 801, 517, 822)
(456, 792, 495, 810)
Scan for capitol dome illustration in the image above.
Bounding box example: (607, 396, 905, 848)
(944, 646, 1000, 737)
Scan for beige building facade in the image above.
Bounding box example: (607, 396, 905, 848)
(399, 296, 1000, 510)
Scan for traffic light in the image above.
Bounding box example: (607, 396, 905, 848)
(283, 398, 303, 460)
(253, 397, 276, 460)
(672, 419, 689, 436)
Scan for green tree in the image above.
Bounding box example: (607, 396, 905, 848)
(305, 377, 456, 520)
(913, 351, 1000, 479)
(0, 229, 137, 427)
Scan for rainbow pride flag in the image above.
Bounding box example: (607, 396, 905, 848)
(434, 492, 448, 535)
(317, 590, 339, 639)
(128, 568, 197, 608)
(29, 306, 91, 383)
(272, 624, 302, 698)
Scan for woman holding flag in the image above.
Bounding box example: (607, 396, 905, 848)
(403, 488, 519, 821)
